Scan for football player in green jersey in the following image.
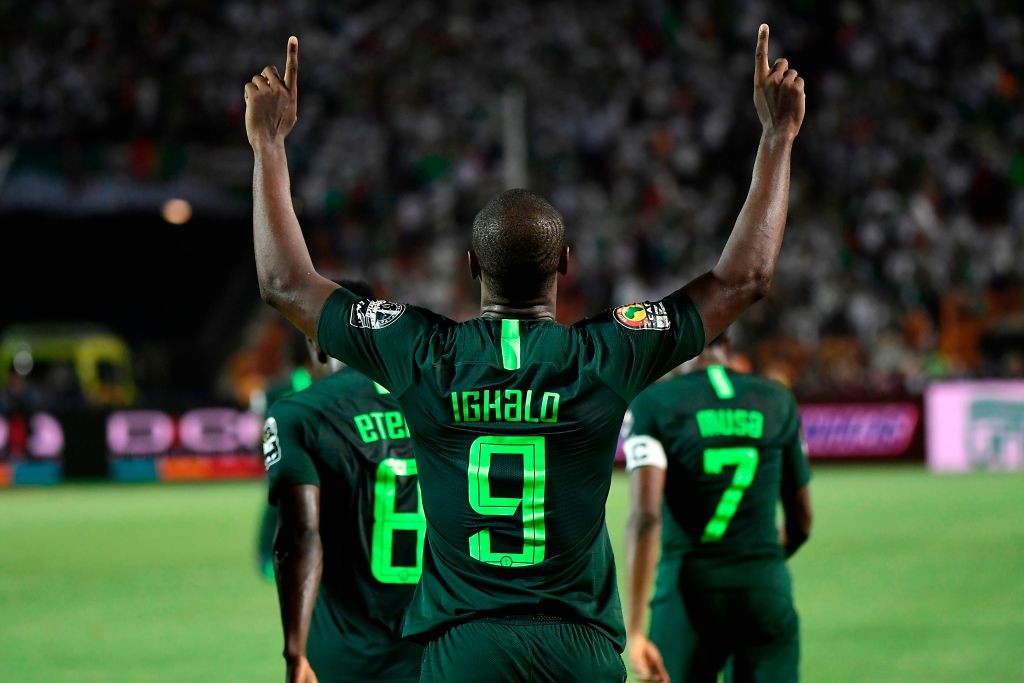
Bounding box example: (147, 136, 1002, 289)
(623, 334, 812, 683)
(258, 334, 317, 581)
(266, 280, 425, 683)
(244, 24, 804, 682)
(257, 284, 378, 581)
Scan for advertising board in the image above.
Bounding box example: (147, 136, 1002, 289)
(926, 381, 1024, 472)
(0, 412, 65, 486)
(107, 408, 263, 482)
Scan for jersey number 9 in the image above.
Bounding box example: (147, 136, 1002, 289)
(467, 435, 546, 567)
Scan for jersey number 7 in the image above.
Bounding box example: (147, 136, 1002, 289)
(701, 447, 759, 542)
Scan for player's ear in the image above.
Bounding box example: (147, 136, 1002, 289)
(467, 249, 481, 280)
(557, 245, 570, 276)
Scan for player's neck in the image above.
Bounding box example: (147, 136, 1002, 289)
(693, 355, 730, 370)
(480, 293, 557, 321)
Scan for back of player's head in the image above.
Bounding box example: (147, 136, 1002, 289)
(337, 279, 376, 300)
(471, 189, 565, 299)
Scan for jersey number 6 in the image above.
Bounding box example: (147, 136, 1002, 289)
(467, 435, 546, 567)
(371, 457, 427, 584)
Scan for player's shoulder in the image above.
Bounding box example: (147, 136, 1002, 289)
(734, 372, 797, 403)
(267, 384, 323, 426)
(269, 369, 400, 433)
(730, 373, 800, 421)
(642, 372, 690, 397)
(629, 373, 685, 416)
(572, 299, 675, 335)
(269, 369, 348, 415)
(352, 295, 452, 332)
(325, 287, 454, 336)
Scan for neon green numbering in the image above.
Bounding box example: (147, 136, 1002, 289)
(467, 435, 546, 567)
(701, 447, 759, 542)
(371, 458, 426, 584)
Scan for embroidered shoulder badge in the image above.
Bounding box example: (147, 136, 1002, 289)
(349, 300, 407, 330)
(613, 302, 671, 331)
(263, 418, 281, 470)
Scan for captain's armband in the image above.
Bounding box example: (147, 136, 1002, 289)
(623, 435, 668, 472)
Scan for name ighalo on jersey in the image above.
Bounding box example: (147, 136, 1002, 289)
(450, 389, 560, 424)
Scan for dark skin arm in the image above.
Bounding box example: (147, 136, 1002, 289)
(273, 484, 323, 683)
(625, 465, 670, 683)
(245, 37, 338, 340)
(780, 484, 812, 558)
(683, 24, 806, 342)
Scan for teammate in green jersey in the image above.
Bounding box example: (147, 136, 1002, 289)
(244, 24, 804, 682)
(266, 281, 425, 683)
(623, 334, 812, 683)
(257, 285, 377, 581)
(257, 335, 317, 581)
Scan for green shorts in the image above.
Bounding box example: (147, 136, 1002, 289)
(419, 616, 626, 683)
(650, 561, 799, 683)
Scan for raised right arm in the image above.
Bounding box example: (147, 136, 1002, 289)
(245, 36, 338, 340)
(683, 24, 805, 342)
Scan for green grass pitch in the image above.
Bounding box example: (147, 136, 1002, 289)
(1, 467, 1022, 682)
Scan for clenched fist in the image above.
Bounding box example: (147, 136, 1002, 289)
(752, 25, 805, 141)
(245, 36, 300, 149)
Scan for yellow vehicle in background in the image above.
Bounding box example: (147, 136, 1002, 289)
(0, 325, 136, 408)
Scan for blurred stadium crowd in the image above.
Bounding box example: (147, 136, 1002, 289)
(4, 0, 1023, 400)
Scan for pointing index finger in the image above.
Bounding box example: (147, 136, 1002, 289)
(284, 36, 299, 93)
(754, 24, 770, 82)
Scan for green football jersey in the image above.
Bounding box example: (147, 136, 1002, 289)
(259, 368, 314, 580)
(265, 367, 424, 682)
(624, 366, 811, 587)
(317, 287, 705, 650)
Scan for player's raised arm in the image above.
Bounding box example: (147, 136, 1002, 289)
(245, 36, 338, 340)
(682, 24, 805, 342)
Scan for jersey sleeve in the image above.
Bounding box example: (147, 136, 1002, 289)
(264, 401, 320, 505)
(780, 394, 811, 494)
(578, 288, 705, 402)
(621, 391, 669, 473)
(315, 287, 438, 395)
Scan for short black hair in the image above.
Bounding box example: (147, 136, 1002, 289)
(337, 279, 376, 300)
(471, 189, 565, 300)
